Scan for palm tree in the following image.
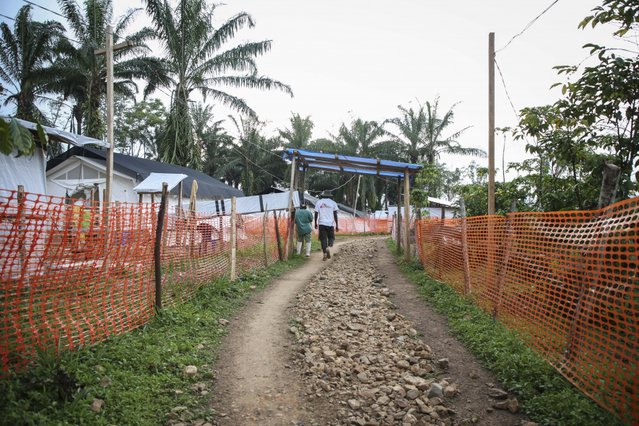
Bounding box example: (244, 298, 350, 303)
(223, 116, 285, 195)
(384, 103, 427, 164)
(386, 97, 485, 165)
(0, 5, 65, 123)
(278, 113, 313, 149)
(335, 118, 389, 210)
(144, 0, 293, 168)
(48, 0, 165, 137)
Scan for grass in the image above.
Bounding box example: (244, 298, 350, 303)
(0, 255, 308, 426)
(388, 239, 627, 426)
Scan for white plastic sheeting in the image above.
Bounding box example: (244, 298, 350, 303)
(10, 118, 109, 148)
(198, 191, 300, 215)
(133, 172, 188, 193)
(0, 148, 47, 193)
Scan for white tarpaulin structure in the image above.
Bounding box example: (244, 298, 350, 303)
(133, 172, 188, 193)
(1, 117, 107, 194)
(198, 191, 300, 215)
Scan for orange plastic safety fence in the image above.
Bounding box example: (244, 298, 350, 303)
(0, 189, 156, 371)
(415, 198, 639, 423)
(0, 187, 294, 372)
(337, 217, 391, 234)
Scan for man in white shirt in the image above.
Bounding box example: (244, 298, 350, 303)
(314, 190, 339, 261)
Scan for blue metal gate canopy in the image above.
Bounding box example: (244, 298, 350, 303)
(282, 148, 422, 178)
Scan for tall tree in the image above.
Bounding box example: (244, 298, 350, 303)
(224, 116, 284, 195)
(278, 113, 313, 149)
(145, 0, 293, 168)
(114, 97, 166, 158)
(336, 118, 388, 210)
(0, 5, 65, 123)
(386, 98, 484, 165)
(47, 0, 164, 138)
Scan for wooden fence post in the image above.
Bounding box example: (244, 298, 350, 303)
(154, 182, 168, 310)
(460, 199, 472, 295)
(230, 196, 237, 281)
(274, 210, 283, 261)
(262, 205, 269, 267)
(493, 212, 514, 319)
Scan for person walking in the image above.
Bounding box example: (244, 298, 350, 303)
(294, 202, 313, 257)
(314, 190, 339, 260)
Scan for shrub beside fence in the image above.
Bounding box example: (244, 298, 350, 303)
(415, 197, 639, 424)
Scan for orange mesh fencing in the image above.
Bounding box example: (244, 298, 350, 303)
(415, 197, 639, 423)
(0, 187, 291, 372)
(0, 189, 156, 371)
(336, 217, 392, 234)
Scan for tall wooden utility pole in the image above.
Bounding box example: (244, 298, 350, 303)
(94, 26, 132, 204)
(488, 32, 496, 215)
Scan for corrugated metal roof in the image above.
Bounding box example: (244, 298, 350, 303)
(283, 148, 422, 178)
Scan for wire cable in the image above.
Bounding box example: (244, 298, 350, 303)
(0, 11, 81, 45)
(494, 59, 519, 120)
(496, 0, 561, 54)
(22, 0, 67, 20)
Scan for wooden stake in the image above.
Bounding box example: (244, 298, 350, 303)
(154, 182, 168, 310)
(274, 210, 283, 261)
(460, 199, 472, 295)
(230, 196, 237, 281)
(403, 169, 410, 262)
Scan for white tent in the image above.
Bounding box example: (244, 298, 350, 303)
(198, 191, 300, 215)
(1, 117, 107, 194)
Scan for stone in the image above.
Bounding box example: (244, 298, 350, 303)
(218, 318, 230, 326)
(443, 384, 458, 398)
(406, 389, 420, 400)
(437, 358, 449, 369)
(396, 360, 410, 369)
(492, 398, 519, 413)
(377, 395, 390, 405)
(90, 398, 104, 413)
(427, 383, 444, 398)
(348, 399, 361, 410)
(183, 365, 198, 376)
(100, 376, 111, 387)
(487, 388, 509, 400)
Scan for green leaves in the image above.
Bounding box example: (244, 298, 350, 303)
(0, 118, 36, 156)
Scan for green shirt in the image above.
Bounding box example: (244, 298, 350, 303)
(295, 208, 313, 236)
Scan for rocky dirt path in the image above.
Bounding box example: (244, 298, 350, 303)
(210, 237, 530, 426)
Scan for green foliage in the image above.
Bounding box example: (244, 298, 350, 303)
(279, 113, 314, 149)
(0, 5, 65, 123)
(222, 116, 286, 195)
(512, 0, 639, 204)
(0, 258, 306, 425)
(579, 0, 639, 36)
(146, 0, 292, 167)
(385, 97, 484, 165)
(0, 118, 35, 156)
(389, 240, 624, 426)
(48, 0, 164, 138)
(114, 98, 166, 158)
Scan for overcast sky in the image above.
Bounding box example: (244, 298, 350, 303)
(1, 0, 619, 177)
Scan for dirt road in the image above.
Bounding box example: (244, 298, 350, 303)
(210, 237, 527, 425)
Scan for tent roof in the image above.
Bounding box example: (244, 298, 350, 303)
(133, 173, 188, 194)
(4, 117, 110, 149)
(282, 148, 422, 178)
(47, 146, 243, 199)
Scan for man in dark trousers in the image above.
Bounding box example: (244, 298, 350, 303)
(314, 190, 339, 260)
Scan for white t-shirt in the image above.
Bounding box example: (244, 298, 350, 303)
(315, 198, 338, 226)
